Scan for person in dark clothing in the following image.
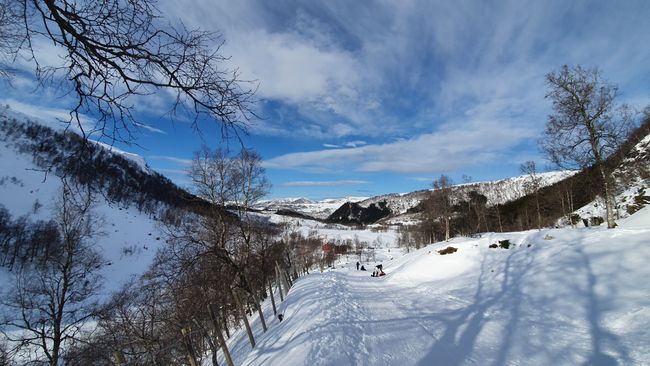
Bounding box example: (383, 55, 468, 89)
(356, 261, 360, 270)
(360, 265, 366, 271)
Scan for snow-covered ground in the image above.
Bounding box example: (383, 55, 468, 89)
(214, 207, 650, 365)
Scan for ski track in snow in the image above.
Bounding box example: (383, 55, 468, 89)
(220, 210, 650, 366)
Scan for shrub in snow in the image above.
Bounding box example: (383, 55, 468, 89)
(438, 246, 458, 255)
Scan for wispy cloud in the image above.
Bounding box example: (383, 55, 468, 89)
(154, 168, 188, 175)
(282, 180, 369, 187)
(408, 177, 434, 183)
(134, 122, 167, 134)
(148, 155, 192, 165)
(265, 118, 534, 174)
(1, 98, 96, 134)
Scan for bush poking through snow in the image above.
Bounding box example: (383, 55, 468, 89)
(437, 246, 458, 255)
(590, 217, 604, 226)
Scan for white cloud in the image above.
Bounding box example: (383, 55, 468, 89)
(265, 118, 534, 174)
(18, 0, 646, 144)
(283, 180, 369, 187)
(344, 140, 367, 148)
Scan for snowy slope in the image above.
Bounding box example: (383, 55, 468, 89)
(215, 208, 650, 365)
(573, 133, 650, 223)
(0, 111, 168, 296)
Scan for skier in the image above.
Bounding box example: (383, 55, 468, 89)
(356, 261, 360, 270)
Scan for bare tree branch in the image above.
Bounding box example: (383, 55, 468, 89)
(5, 0, 258, 143)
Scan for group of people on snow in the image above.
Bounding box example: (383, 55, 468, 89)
(356, 261, 385, 277)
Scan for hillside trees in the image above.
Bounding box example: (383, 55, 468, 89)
(1, 0, 256, 141)
(520, 161, 543, 230)
(0, 184, 104, 365)
(542, 65, 635, 228)
(427, 175, 454, 241)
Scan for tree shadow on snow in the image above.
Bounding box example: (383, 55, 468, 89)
(412, 240, 631, 366)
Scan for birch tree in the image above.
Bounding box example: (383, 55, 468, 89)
(541, 65, 634, 228)
(0, 185, 104, 365)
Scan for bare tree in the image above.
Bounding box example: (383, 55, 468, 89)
(168, 146, 272, 345)
(4, 0, 256, 141)
(431, 175, 454, 241)
(1, 184, 104, 365)
(0, 0, 24, 78)
(542, 65, 635, 228)
(520, 161, 543, 230)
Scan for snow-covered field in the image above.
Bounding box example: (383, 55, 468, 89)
(215, 207, 650, 365)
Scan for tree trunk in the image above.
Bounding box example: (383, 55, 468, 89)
(209, 304, 234, 366)
(181, 328, 199, 366)
(444, 217, 450, 241)
(495, 205, 503, 232)
(275, 265, 284, 301)
(249, 289, 267, 332)
(232, 290, 255, 348)
(268, 280, 277, 316)
(535, 192, 542, 230)
(599, 164, 617, 228)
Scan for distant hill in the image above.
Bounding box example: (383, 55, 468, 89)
(0, 107, 202, 215)
(0, 107, 204, 293)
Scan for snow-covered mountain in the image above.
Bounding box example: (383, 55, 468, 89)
(255, 196, 368, 219)
(360, 170, 576, 215)
(257, 172, 577, 225)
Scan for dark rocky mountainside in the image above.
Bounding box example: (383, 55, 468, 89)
(326, 201, 391, 225)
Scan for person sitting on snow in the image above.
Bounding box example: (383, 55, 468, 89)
(374, 264, 385, 276)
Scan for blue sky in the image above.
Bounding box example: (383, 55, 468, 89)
(2, 0, 649, 200)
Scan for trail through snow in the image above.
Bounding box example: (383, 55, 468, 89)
(219, 209, 650, 366)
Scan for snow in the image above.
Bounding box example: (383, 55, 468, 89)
(91, 140, 152, 174)
(214, 208, 650, 366)
(0, 121, 166, 296)
(263, 212, 399, 247)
